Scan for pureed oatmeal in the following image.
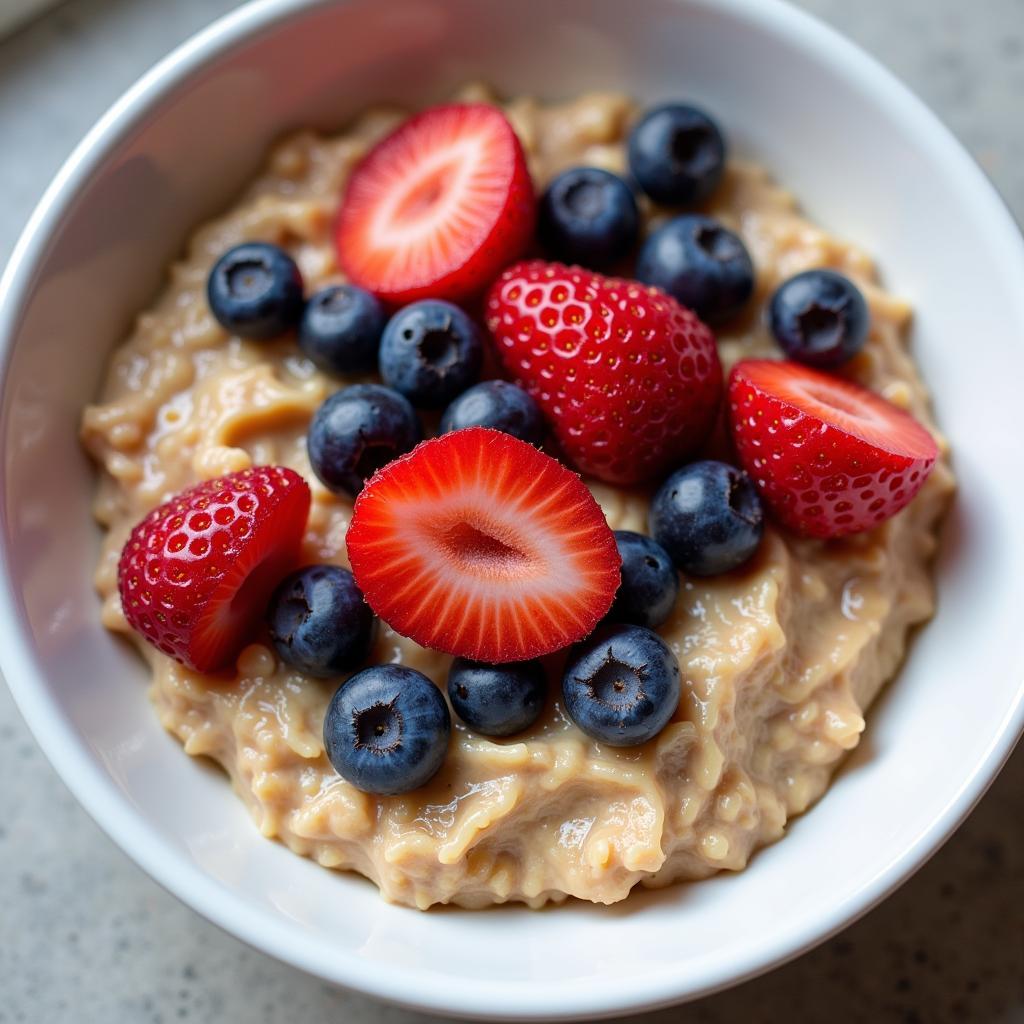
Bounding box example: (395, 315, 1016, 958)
(81, 85, 954, 909)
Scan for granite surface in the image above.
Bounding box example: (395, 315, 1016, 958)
(1, 0, 1022, 1021)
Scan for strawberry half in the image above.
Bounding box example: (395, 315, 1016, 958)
(345, 427, 620, 663)
(485, 260, 722, 485)
(336, 103, 535, 305)
(118, 466, 311, 672)
(728, 359, 938, 538)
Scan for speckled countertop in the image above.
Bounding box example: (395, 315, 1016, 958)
(1, 1, 1022, 1021)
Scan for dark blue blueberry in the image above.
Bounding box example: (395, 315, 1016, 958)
(608, 531, 679, 629)
(323, 664, 451, 795)
(447, 658, 547, 737)
(636, 214, 754, 324)
(379, 300, 483, 408)
(439, 380, 545, 444)
(562, 623, 680, 746)
(298, 284, 385, 375)
(768, 269, 869, 368)
(537, 167, 640, 270)
(267, 565, 374, 678)
(649, 460, 763, 577)
(627, 103, 725, 206)
(206, 242, 304, 340)
(307, 383, 420, 498)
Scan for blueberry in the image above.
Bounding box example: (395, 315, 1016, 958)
(537, 167, 640, 270)
(206, 242, 304, 340)
(608, 531, 679, 629)
(323, 664, 450, 795)
(649, 460, 764, 576)
(562, 623, 680, 746)
(447, 658, 547, 737)
(636, 214, 754, 324)
(768, 269, 869, 368)
(307, 383, 420, 497)
(439, 380, 545, 444)
(267, 565, 374, 678)
(299, 284, 385, 375)
(379, 300, 483, 408)
(628, 103, 726, 206)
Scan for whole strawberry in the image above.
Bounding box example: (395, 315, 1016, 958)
(485, 260, 722, 485)
(118, 466, 311, 672)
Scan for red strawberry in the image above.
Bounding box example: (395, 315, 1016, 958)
(336, 103, 535, 305)
(727, 359, 938, 538)
(485, 260, 722, 485)
(345, 427, 620, 663)
(118, 466, 311, 672)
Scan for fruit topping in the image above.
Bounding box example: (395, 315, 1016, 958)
(627, 103, 726, 206)
(345, 427, 621, 663)
(447, 658, 548, 737)
(607, 530, 679, 628)
(635, 214, 754, 324)
(485, 260, 722, 485)
(298, 283, 385, 375)
(336, 103, 535, 304)
(379, 299, 483, 408)
(728, 359, 938, 538)
(118, 466, 311, 672)
(267, 564, 374, 677)
(562, 623, 681, 746)
(307, 384, 421, 498)
(537, 166, 639, 270)
(323, 665, 450, 795)
(439, 380, 545, 445)
(768, 269, 869, 368)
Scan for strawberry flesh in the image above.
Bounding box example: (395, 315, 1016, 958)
(346, 427, 620, 662)
(486, 260, 722, 485)
(728, 359, 938, 538)
(118, 466, 311, 672)
(336, 103, 535, 305)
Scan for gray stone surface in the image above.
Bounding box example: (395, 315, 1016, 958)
(1, 1, 1022, 1021)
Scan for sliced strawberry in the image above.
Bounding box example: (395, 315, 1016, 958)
(336, 103, 535, 305)
(727, 359, 938, 538)
(345, 427, 620, 662)
(118, 466, 311, 672)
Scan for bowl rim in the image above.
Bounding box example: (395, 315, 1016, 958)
(2, 0, 1024, 1018)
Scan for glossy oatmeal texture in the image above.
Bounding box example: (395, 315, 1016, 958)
(81, 86, 954, 909)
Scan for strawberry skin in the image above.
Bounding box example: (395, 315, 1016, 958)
(485, 260, 722, 485)
(118, 466, 311, 672)
(728, 359, 938, 538)
(337, 103, 535, 305)
(346, 427, 620, 663)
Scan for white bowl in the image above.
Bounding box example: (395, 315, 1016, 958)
(2, 0, 1023, 1018)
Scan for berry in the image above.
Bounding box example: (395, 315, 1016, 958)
(346, 427, 620, 663)
(378, 300, 483, 408)
(447, 658, 547, 737)
(627, 103, 725, 206)
(537, 166, 639, 270)
(608, 530, 679, 628)
(635, 214, 754, 324)
(307, 384, 420, 498)
(485, 260, 722, 485)
(298, 284, 385, 375)
(649, 460, 764, 576)
(323, 665, 450, 795)
(439, 380, 544, 444)
(206, 242, 304, 340)
(728, 359, 938, 538)
(562, 623, 680, 746)
(768, 269, 869, 368)
(267, 565, 374, 677)
(118, 466, 311, 672)
(336, 103, 535, 304)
